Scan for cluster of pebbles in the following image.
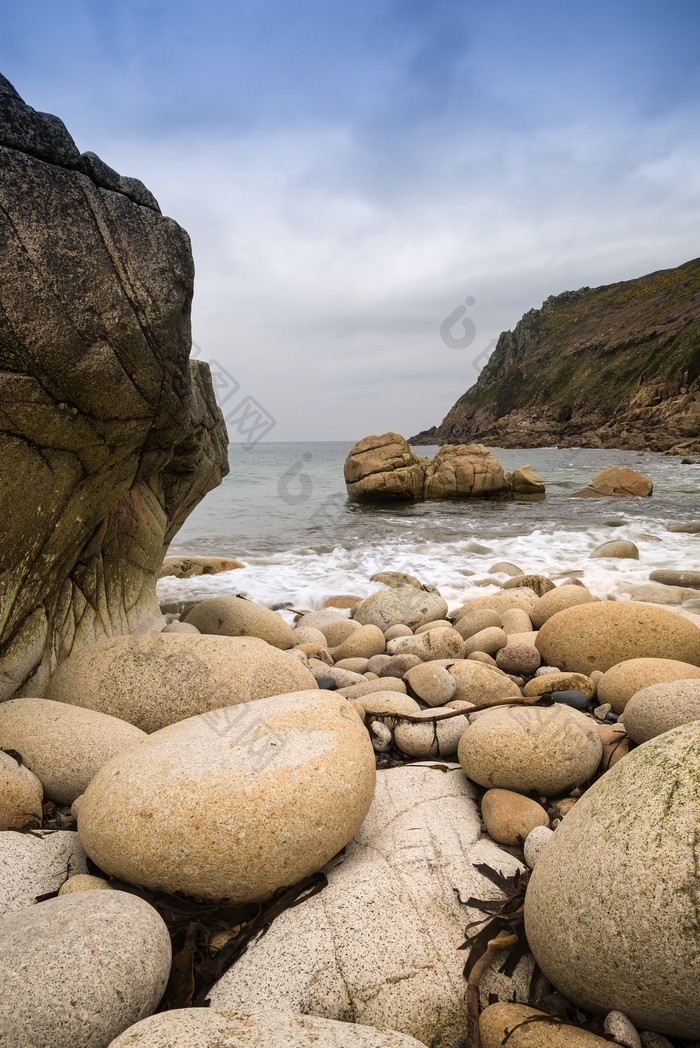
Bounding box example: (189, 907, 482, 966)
(1, 564, 699, 1047)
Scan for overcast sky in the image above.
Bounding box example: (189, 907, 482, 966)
(4, 1, 700, 441)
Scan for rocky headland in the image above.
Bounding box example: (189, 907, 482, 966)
(410, 258, 700, 454)
(2, 74, 700, 1048)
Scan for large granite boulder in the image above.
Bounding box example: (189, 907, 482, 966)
(569, 466, 653, 498)
(344, 433, 542, 502)
(524, 722, 700, 1036)
(0, 73, 228, 701)
(208, 763, 530, 1048)
(422, 443, 511, 498)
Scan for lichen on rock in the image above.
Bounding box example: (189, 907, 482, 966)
(0, 73, 229, 700)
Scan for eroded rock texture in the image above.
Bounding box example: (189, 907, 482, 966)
(0, 74, 228, 699)
(344, 433, 544, 501)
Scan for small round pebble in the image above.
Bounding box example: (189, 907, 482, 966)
(496, 642, 541, 676)
(384, 624, 413, 641)
(524, 825, 554, 868)
(604, 1011, 642, 1048)
(535, 665, 561, 676)
(367, 654, 392, 675)
(368, 721, 392, 752)
(58, 874, 113, 895)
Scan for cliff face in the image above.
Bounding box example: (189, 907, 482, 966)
(0, 74, 229, 700)
(410, 258, 700, 452)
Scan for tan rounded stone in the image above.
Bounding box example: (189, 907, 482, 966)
(449, 661, 521, 706)
(462, 626, 508, 656)
(414, 619, 452, 634)
(352, 589, 448, 631)
(183, 596, 294, 649)
(0, 698, 147, 804)
(79, 691, 376, 902)
(523, 672, 595, 700)
(481, 789, 549, 846)
(319, 620, 360, 647)
(332, 625, 386, 661)
(502, 575, 555, 596)
(590, 540, 639, 559)
(292, 626, 329, 647)
(394, 709, 469, 758)
(531, 585, 598, 629)
(488, 561, 523, 576)
(46, 634, 317, 733)
(536, 602, 700, 676)
(458, 704, 602, 795)
(351, 693, 421, 719)
(480, 1002, 610, 1047)
(387, 628, 464, 662)
(501, 608, 534, 635)
(58, 874, 113, 895)
(524, 722, 700, 1036)
(383, 624, 413, 642)
(0, 751, 43, 830)
(108, 1005, 429, 1047)
(378, 654, 422, 678)
(452, 593, 535, 621)
(596, 723, 630, 770)
(597, 657, 700, 713)
(466, 651, 500, 668)
(159, 556, 244, 578)
(161, 620, 200, 634)
(322, 594, 363, 609)
(404, 663, 457, 706)
(453, 609, 503, 639)
(334, 658, 370, 673)
(620, 679, 700, 743)
(339, 678, 407, 700)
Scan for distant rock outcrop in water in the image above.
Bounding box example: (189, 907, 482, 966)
(344, 433, 544, 501)
(0, 74, 229, 700)
(410, 258, 700, 453)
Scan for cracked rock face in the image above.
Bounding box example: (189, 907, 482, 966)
(0, 73, 228, 699)
(344, 433, 541, 501)
(208, 763, 530, 1048)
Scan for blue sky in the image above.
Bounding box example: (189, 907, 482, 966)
(3, 1, 700, 440)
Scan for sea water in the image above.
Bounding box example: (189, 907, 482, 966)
(157, 444, 700, 620)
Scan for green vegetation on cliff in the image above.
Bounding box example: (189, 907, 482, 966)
(410, 257, 700, 452)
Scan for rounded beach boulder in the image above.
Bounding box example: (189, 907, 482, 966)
(458, 704, 602, 795)
(530, 585, 598, 630)
(0, 750, 43, 830)
(596, 657, 700, 713)
(535, 601, 700, 675)
(107, 1006, 428, 1047)
(620, 679, 700, 743)
(45, 634, 316, 733)
(0, 698, 146, 804)
(524, 722, 700, 1036)
(183, 595, 294, 649)
(78, 691, 376, 902)
(352, 588, 447, 631)
(0, 891, 170, 1048)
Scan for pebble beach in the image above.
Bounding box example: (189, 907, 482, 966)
(2, 445, 700, 1048)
